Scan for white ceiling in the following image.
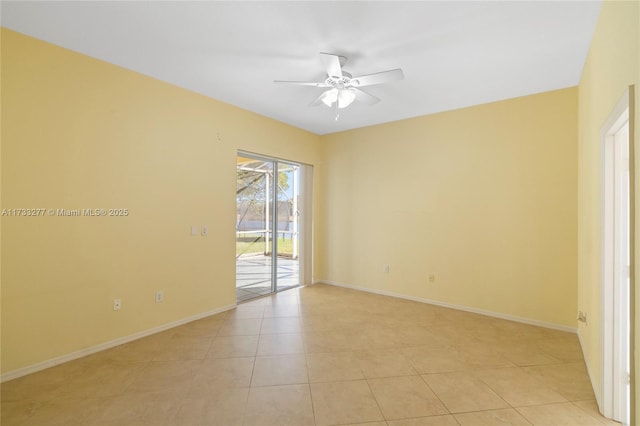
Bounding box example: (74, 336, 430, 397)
(2, 1, 601, 135)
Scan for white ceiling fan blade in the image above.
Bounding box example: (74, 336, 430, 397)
(353, 88, 380, 105)
(274, 80, 330, 87)
(319, 52, 343, 78)
(351, 69, 404, 87)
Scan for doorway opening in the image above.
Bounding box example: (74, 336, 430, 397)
(235, 152, 310, 303)
(601, 92, 630, 425)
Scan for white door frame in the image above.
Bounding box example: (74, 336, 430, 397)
(601, 90, 630, 424)
(300, 164, 313, 286)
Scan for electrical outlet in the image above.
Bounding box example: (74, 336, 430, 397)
(155, 290, 164, 303)
(577, 311, 587, 324)
(201, 225, 208, 236)
(113, 299, 122, 311)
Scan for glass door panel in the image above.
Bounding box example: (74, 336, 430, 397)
(236, 156, 274, 302)
(276, 162, 300, 291)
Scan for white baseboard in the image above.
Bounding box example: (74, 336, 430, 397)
(1, 304, 236, 383)
(320, 280, 577, 334)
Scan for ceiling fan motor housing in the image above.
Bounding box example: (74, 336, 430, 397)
(326, 71, 353, 89)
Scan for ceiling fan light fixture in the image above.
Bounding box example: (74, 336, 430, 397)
(275, 53, 403, 118)
(320, 88, 356, 109)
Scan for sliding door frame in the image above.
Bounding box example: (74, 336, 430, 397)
(237, 150, 311, 298)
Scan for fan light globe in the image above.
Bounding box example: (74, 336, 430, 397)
(338, 90, 356, 109)
(320, 89, 338, 107)
(320, 88, 356, 109)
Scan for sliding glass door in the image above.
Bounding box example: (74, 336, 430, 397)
(236, 153, 304, 302)
(275, 161, 301, 292)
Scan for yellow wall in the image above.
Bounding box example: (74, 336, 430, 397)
(577, 0, 639, 414)
(0, 29, 321, 374)
(317, 88, 578, 328)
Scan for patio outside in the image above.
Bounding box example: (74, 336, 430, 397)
(236, 254, 299, 302)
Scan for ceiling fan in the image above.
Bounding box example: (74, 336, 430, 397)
(274, 52, 404, 120)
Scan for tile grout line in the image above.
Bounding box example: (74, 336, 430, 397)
(417, 372, 456, 421)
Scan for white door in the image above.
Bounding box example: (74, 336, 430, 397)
(602, 94, 630, 425)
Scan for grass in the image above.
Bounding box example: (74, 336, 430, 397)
(236, 233, 295, 257)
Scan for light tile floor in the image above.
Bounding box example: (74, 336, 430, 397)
(1, 284, 621, 425)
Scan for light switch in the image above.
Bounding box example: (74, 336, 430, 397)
(201, 225, 208, 236)
(191, 225, 199, 236)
